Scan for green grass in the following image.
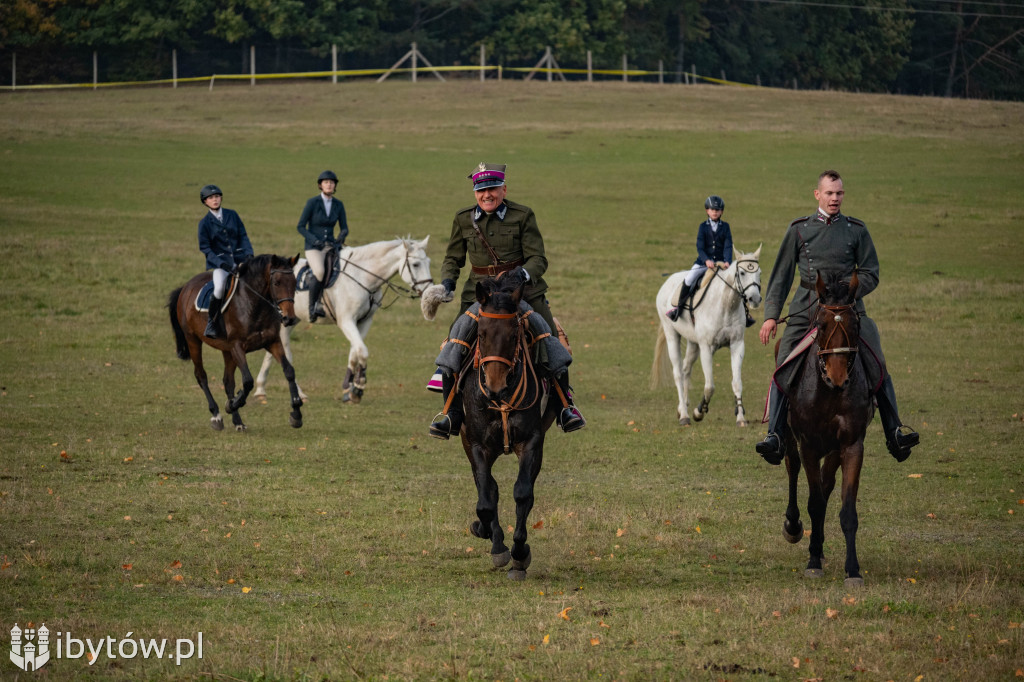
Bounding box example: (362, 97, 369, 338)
(1, 81, 1023, 680)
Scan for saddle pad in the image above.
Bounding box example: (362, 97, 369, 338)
(194, 277, 238, 312)
(296, 247, 349, 291)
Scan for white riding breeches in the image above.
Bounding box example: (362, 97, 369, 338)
(683, 263, 708, 287)
(212, 268, 230, 298)
(305, 246, 332, 281)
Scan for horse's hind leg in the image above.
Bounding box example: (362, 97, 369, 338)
(692, 343, 715, 422)
(221, 352, 245, 431)
(188, 338, 223, 431)
(225, 346, 254, 418)
(729, 338, 748, 427)
(838, 444, 865, 587)
(783, 446, 803, 544)
(467, 445, 509, 567)
(508, 436, 544, 580)
(670, 339, 697, 425)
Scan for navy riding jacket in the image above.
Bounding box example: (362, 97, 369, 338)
(694, 219, 733, 266)
(297, 195, 348, 250)
(198, 209, 254, 271)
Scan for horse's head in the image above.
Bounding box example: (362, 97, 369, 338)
(399, 236, 434, 297)
(240, 254, 300, 327)
(732, 244, 763, 309)
(814, 270, 860, 390)
(475, 271, 526, 399)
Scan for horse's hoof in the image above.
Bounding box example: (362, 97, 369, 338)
(692, 408, 705, 422)
(783, 520, 804, 544)
(844, 576, 864, 589)
(470, 520, 491, 539)
(507, 569, 527, 581)
(736, 419, 747, 427)
(804, 568, 824, 579)
(350, 388, 363, 404)
(210, 416, 224, 431)
(491, 550, 511, 568)
(511, 550, 532, 571)
(678, 416, 691, 426)
(235, 424, 247, 433)
(289, 414, 302, 429)
(341, 390, 351, 403)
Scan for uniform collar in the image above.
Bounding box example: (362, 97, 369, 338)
(815, 209, 842, 226)
(473, 202, 508, 222)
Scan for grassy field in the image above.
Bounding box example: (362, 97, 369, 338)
(1, 81, 1022, 680)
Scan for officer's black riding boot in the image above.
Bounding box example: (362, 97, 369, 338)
(308, 276, 324, 322)
(429, 371, 464, 440)
(554, 372, 586, 433)
(875, 375, 919, 462)
(666, 282, 692, 322)
(755, 383, 788, 465)
(205, 296, 225, 339)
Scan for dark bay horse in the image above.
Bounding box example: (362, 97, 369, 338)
(168, 254, 302, 431)
(460, 274, 558, 580)
(779, 270, 874, 588)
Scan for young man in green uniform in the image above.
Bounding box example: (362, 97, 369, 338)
(428, 163, 585, 439)
(756, 170, 919, 464)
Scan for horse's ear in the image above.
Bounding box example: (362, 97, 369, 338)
(418, 235, 429, 248)
(815, 271, 826, 299)
(848, 271, 859, 303)
(754, 243, 762, 259)
(476, 279, 496, 305)
(292, 253, 301, 266)
(733, 246, 740, 263)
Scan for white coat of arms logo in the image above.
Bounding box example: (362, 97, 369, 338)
(10, 623, 50, 671)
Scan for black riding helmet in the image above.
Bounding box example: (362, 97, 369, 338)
(704, 195, 725, 211)
(200, 184, 223, 203)
(317, 170, 338, 185)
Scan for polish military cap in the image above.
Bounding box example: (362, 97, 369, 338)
(469, 162, 506, 191)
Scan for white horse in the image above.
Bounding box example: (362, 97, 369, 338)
(254, 236, 433, 403)
(652, 246, 762, 426)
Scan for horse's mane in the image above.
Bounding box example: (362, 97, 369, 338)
(818, 270, 854, 304)
(483, 271, 527, 314)
(240, 254, 288, 284)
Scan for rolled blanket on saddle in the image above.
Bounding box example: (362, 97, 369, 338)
(435, 300, 572, 377)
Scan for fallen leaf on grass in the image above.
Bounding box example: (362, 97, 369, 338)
(122, 564, 132, 570)
(170, 560, 182, 569)
(533, 520, 544, 529)
(1010, 622, 1021, 629)
(906, 578, 917, 584)
(558, 607, 572, 621)
(927, 513, 937, 519)
(616, 528, 626, 537)
(826, 608, 839, 619)
(843, 597, 856, 605)
(542, 634, 550, 645)
(590, 637, 600, 646)
(792, 657, 800, 668)
(123, 516, 131, 521)
(172, 574, 183, 582)
(695, 526, 701, 534)
(227, 579, 235, 584)
(908, 474, 923, 478)
(773, 611, 782, 618)
(242, 586, 251, 593)
(465, 547, 474, 553)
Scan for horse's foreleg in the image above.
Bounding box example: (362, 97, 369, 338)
(338, 316, 369, 403)
(838, 444, 865, 586)
(225, 346, 253, 423)
(188, 338, 223, 431)
(268, 341, 303, 429)
(254, 350, 274, 400)
(219, 351, 246, 431)
(509, 436, 544, 580)
(729, 339, 747, 427)
(467, 444, 508, 566)
(802, 451, 827, 577)
(692, 343, 715, 422)
(783, 448, 803, 543)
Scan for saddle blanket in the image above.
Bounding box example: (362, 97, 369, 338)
(193, 277, 238, 312)
(296, 247, 351, 291)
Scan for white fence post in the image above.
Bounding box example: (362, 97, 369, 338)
(93, 51, 98, 89)
(11, 53, 15, 91)
(622, 54, 627, 83)
(587, 50, 592, 82)
(480, 44, 485, 81)
(172, 49, 178, 88)
(658, 59, 664, 84)
(332, 44, 338, 84)
(412, 42, 418, 82)
(250, 45, 255, 86)
(691, 64, 697, 84)
(546, 46, 552, 82)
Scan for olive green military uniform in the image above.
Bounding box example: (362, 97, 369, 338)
(440, 200, 555, 332)
(764, 211, 885, 390)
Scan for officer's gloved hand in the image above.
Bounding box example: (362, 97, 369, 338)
(441, 278, 456, 303)
(515, 267, 530, 282)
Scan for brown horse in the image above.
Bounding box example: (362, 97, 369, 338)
(460, 273, 559, 580)
(168, 254, 302, 431)
(780, 270, 874, 588)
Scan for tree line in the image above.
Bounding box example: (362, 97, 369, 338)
(2, 0, 1022, 100)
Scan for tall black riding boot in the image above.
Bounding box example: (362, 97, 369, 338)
(308, 276, 324, 322)
(554, 372, 586, 433)
(429, 371, 464, 440)
(755, 382, 789, 465)
(875, 375, 919, 462)
(666, 281, 693, 322)
(204, 296, 225, 339)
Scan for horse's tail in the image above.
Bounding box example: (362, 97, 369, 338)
(168, 287, 190, 361)
(650, 325, 673, 390)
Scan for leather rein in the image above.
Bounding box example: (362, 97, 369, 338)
(238, 267, 296, 321)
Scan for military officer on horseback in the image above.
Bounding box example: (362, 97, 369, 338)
(197, 184, 253, 339)
(756, 170, 920, 464)
(427, 162, 585, 439)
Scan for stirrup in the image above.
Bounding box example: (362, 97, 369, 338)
(665, 307, 681, 322)
(429, 413, 454, 440)
(756, 433, 784, 465)
(558, 406, 586, 433)
(886, 426, 919, 462)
